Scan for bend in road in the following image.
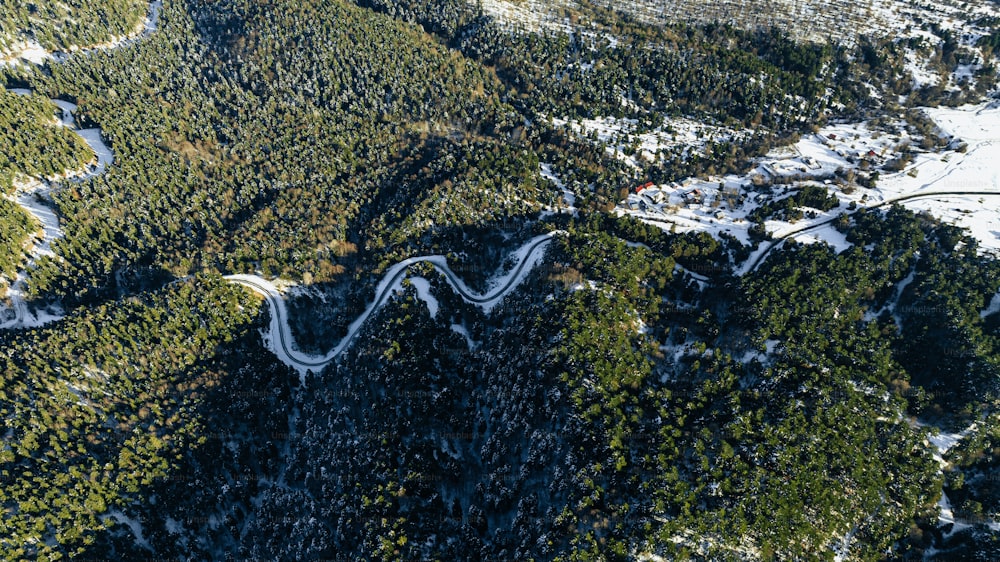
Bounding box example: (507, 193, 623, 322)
(226, 232, 562, 376)
(745, 190, 1000, 273)
(3, 93, 116, 328)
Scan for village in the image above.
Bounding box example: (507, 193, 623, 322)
(609, 107, 997, 252)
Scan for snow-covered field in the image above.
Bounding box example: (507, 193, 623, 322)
(881, 0, 1000, 95)
(869, 103, 1000, 250)
(476, 0, 576, 33)
(616, 101, 1000, 262)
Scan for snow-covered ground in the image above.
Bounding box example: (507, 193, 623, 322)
(0, 40, 50, 67)
(104, 509, 152, 551)
(475, 0, 576, 33)
(904, 46, 942, 90)
(615, 101, 1000, 266)
(15, 186, 62, 259)
(450, 322, 478, 350)
(936, 492, 974, 538)
(471, 0, 998, 97)
(73, 128, 115, 179)
(407, 277, 439, 319)
(981, 290, 1000, 319)
(552, 115, 750, 170)
(880, 0, 1000, 95)
(472, 0, 887, 43)
(927, 424, 975, 467)
(226, 232, 562, 378)
(540, 163, 577, 214)
(881, 104, 1000, 251)
(917, 420, 1000, 539)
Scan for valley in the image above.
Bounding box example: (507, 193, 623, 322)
(1, 0, 1000, 559)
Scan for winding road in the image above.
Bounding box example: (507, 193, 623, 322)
(6, 80, 561, 372)
(4, 1, 998, 385)
(2, 93, 114, 328)
(226, 232, 561, 375)
(1, 0, 157, 328)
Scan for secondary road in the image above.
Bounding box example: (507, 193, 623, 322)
(2, 92, 114, 328)
(745, 190, 1000, 273)
(226, 232, 561, 374)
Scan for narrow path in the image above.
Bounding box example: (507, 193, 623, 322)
(226, 232, 562, 376)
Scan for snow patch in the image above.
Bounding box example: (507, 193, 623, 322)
(937, 492, 973, 537)
(164, 516, 184, 535)
(106, 510, 152, 551)
(407, 277, 439, 319)
(540, 162, 577, 213)
(73, 129, 115, 178)
(0, 41, 50, 66)
(450, 322, 478, 350)
(928, 426, 972, 458)
(981, 290, 1000, 319)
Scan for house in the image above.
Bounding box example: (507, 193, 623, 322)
(635, 181, 655, 193)
(643, 188, 666, 204)
(684, 189, 703, 204)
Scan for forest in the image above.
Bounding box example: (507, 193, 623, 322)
(0, 0, 999, 559)
(0, 0, 148, 54)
